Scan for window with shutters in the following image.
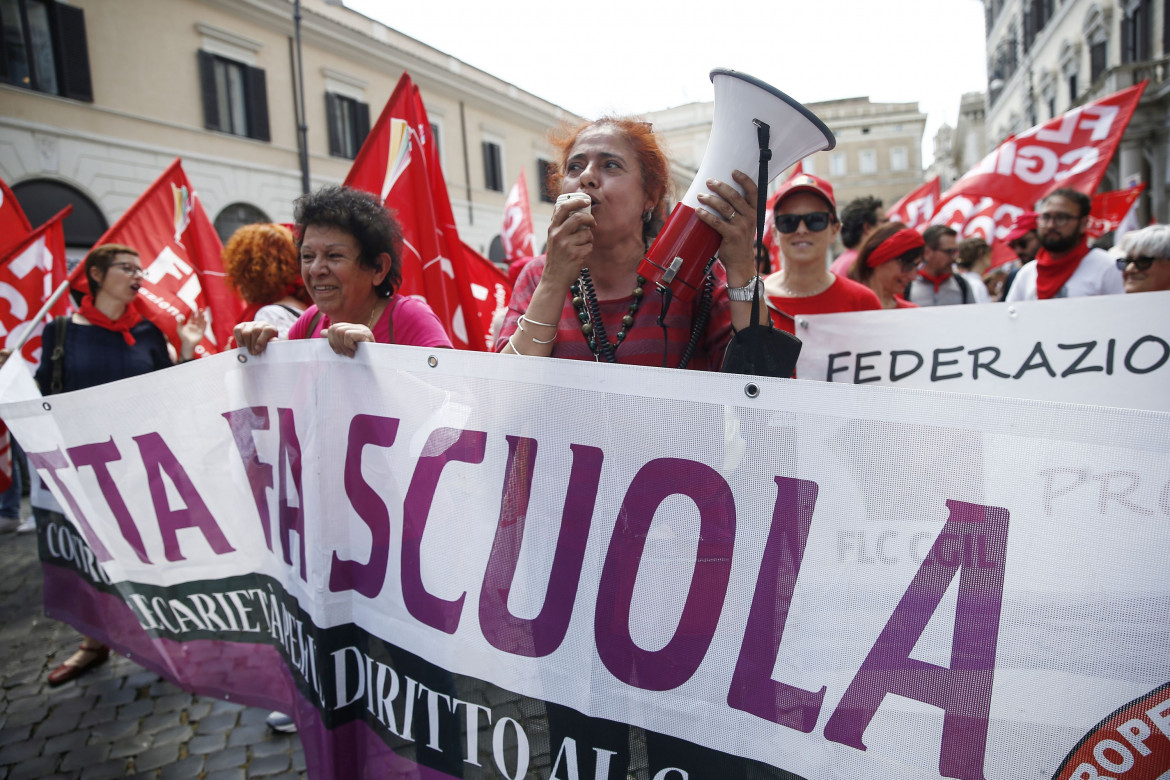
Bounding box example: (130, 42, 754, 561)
(0, 0, 92, 100)
(326, 93, 369, 159)
(1121, 0, 1152, 63)
(483, 140, 503, 192)
(197, 50, 269, 142)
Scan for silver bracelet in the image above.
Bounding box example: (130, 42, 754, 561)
(519, 313, 558, 329)
(507, 332, 527, 356)
(726, 275, 764, 302)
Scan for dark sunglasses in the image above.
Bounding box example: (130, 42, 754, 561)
(1116, 256, 1160, 272)
(898, 256, 923, 271)
(775, 212, 833, 234)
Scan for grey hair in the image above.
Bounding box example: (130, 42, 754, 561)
(1119, 225, 1170, 259)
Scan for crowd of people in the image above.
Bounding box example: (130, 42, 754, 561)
(1, 114, 1167, 752)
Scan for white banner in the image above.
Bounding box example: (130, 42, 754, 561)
(1, 343, 1168, 780)
(795, 291, 1170, 412)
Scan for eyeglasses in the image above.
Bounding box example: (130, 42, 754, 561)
(110, 262, 145, 277)
(1116, 255, 1161, 272)
(775, 212, 832, 233)
(930, 247, 959, 257)
(898, 257, 923, 271)
(1037, 212, 1079, 225)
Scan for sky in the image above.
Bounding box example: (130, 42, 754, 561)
(344, 0, 990, 163)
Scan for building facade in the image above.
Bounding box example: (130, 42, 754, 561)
(983, 0, 1170, 223)
(0, 0, 579, 264)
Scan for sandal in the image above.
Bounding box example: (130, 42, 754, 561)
(47, 642, 110, 686)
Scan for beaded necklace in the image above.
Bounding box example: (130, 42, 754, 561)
(570, 268, 645, 363)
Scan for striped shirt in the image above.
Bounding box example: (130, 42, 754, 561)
(496, 257, 732, 371)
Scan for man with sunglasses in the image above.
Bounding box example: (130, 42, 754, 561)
(1116, 224, 1170, 293)
(1004, 188, 1123, 302)
(903, 225, 973, 306)
(762, 173, 881, 335)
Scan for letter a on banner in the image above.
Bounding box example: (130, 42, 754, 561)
(67, 159, 242, 356)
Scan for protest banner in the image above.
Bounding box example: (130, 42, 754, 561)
(1, 341, 1168, 780)
(794, 291, 1170, 411)
(68, 159, 242, 356)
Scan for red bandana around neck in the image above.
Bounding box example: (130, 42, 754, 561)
(1035, 242, 1090, 300)
(80, 294, 143, 345)
(917, 269, 952, 293)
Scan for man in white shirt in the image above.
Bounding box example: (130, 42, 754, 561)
(1004, 189, 1123, 302)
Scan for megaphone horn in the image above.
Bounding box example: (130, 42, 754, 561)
(638, 69, 835, 301)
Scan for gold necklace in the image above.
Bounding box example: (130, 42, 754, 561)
(772, 272, 833, 298)
(365, 299, 385, 329)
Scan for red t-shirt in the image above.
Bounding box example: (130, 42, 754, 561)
(765, 274, 882, 333)
(496, 257, 732, 370)
(288, 295, 453, 348)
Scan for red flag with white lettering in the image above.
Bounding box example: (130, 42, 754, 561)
(931, 83, 1146, 268)
(501, 170, 535, 261)
(0, 177, 33, 259)
(1086, 183, 1146, 239)
(0, 207, 72, 368)
(68, 160, 242, 356)
(887, 177, 941, 230)
(345, 73, 491, 350)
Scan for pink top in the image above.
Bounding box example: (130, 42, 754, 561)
(288, 294, 453, 348)
(829, 249, 858, 278)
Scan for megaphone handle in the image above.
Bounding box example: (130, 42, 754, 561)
(753, 119, 772, 276)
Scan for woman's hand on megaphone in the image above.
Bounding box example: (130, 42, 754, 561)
(543, 194, 596, 290)
(696, 169, 758, 287)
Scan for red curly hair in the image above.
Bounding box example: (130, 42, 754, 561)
(222, 223, 308, 306)
(546, 117, 672, 246)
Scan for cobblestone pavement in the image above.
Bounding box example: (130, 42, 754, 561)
(0, 522, 308, 780)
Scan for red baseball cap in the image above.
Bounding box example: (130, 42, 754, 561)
(1004, 212, 1038, 243)
(773, 173, 837, 214)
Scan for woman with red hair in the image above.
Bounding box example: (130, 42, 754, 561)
(495, 116, 767, 368)
(223, 223, 310, 338)
(851, 222, 924, 309)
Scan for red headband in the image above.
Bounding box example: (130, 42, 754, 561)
(867, 228, 925, 267)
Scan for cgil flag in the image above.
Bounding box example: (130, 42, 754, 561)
(68, 159, 241, 356)
(0, 176, 33, 259)
(501, 170, 535, 261)
(346, 73, 498, 350)
(0, 207, 72, 368)
(931, 82, 1146, 265)
(1086, 182, 1146, 240)
(886, 176, 940, 230)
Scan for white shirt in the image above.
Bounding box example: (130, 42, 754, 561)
(959, 270, 992, 303)
(1004, 247, 1124, 302)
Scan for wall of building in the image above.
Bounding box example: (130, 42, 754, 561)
(0, 0, 577, 257)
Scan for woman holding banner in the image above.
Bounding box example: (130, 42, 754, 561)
(495, 117, 767, 367)
(27, 243, 205, 685)
(850, 222, 924, 309)
(234, 186, 452, 356)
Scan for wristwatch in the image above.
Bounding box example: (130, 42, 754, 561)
(726, 275, 764, 302)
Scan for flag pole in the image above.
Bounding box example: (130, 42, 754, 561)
(13, 280, 71, 353)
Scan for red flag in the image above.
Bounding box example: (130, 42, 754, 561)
(501, 171, 535, 261)
(887, 177, 941, 229)
(932, 82, 1146, 269)
(68, 160, 242, 356)
(462, 240, 511, 341)
(0, 207, 72, 367)
(0, 177, 33, 259)
(346, 73, 491, 350)
(1086, 183, 1146, 239)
